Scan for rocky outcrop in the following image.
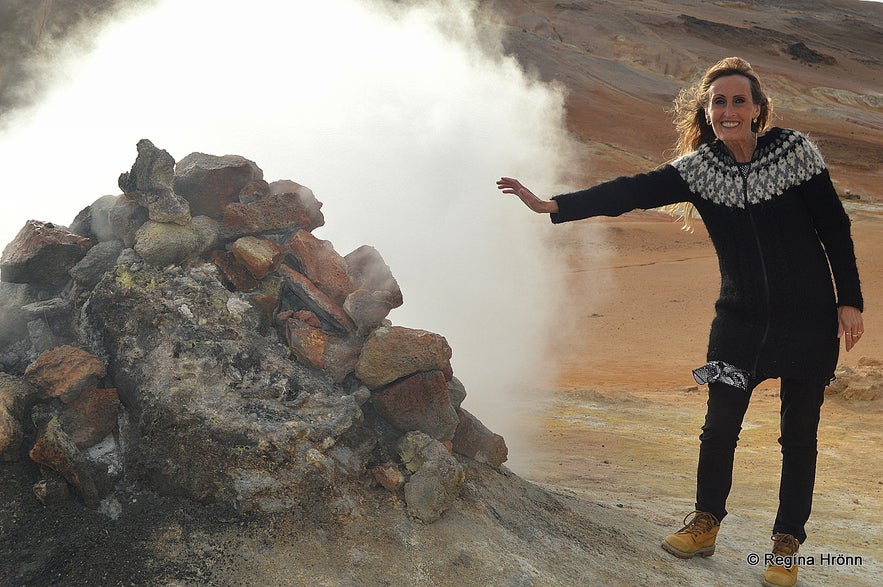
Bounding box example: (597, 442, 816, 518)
(827, 359, 883, 401)
(0, 139, 506, 520)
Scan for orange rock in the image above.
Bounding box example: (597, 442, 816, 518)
(211, 250, 259, 292)
(371, 463, 405, 492)
(24, 345, 106, 404)
(29, 417, 98, 507)
(286, 230, 355, 306)
(355, 326, 452, 389)
(60, 388, 120, 450)
(285, 319, 329, 370)
(278, 265, 355, 333)
(230, 236, 285, 280)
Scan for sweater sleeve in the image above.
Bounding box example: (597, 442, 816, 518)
(549, 165, 691, 224)
(800, 169, 864, 311)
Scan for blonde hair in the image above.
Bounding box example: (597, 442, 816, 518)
(665, 57, 773, 230)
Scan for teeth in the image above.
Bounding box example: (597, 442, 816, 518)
(722, 122, 739, 128)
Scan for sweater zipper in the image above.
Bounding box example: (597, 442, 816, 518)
(740, 164, 770, 377)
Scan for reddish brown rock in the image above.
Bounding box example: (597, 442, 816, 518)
(372, 463, 405, 492)
(293, 310, 321, 328)
(174, 152, 264, 219)
(355, 326, 452, 389)
(24, 345, 106, 404)
(343, 289, 394, 335)
(220, 192, 323, 240)
(344, 245, 403, 308)
(230, 236, 285, 280)
(285, 318, 361, 382)
(59, 388, 120, 450)
(0, 221, 94, 288)
(286, 230, 354, 306)
(277, 265, 355, 333)
(451, 408, 508, 468)
(29, 417, 99, 507)
(240, 179, 271, 204)
(285, 319, 329, 370)
(268, 180, 324, 231)
(211, 250, 259, 292)
(372, 370, 460, 441)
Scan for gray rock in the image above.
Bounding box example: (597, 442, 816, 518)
(118, 139, 191, 225)
(82, 262, 375, 512)
(0, 281, 36, 347)
(398, 431, 465, 523)
(174, 152, 264, 220)
(447, 376, 467, 409)
(107, 195, 149, 247)
(344, 245, 403, 309)
(118, 139, 176, 195)
(133, 221, 200, 267)
(343, 289, 394, 336)
(0, 373, 41, 461)
(27, 318, 58, 353)
(70, 240, 124, 288)
(70, 194, 121, 242)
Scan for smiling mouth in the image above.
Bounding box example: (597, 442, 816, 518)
(721, 121, 741, 128)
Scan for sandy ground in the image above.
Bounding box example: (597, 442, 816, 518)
(508, 208, 883, 586)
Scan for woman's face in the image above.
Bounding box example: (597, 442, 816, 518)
(705, 74, 761, 144)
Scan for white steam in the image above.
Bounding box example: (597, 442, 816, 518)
(0, 0, 580, 469)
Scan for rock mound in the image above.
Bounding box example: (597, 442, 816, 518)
(0, 140, 507, 522)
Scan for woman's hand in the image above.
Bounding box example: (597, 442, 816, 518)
(837, 305, 864, 352)
(496, 177, 559, 214)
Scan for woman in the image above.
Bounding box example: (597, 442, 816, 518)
(497, 57, 863, 587)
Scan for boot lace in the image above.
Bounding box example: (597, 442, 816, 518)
(677, 511, 719, 536)
(771, 533, 800, 556)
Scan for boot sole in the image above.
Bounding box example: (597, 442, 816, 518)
(761, 577, 797, 587)
(661, 541, 715, 559)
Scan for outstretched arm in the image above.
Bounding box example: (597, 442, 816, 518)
(496, 177, 559, 214)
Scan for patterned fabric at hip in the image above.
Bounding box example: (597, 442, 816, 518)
(692, 361, 751, 391)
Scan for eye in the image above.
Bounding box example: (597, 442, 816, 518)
(735, 97, 746, 104)
(713, 97, 726, 105)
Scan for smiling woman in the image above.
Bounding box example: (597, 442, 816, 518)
(705, 75, 761, 163)
(496, 55, 864, 587)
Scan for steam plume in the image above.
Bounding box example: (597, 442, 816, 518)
(0, 0, 585, 470)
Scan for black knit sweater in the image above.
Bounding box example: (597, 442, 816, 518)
(550, 128, 863, 383)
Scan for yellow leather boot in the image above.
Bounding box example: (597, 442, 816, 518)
(661, 511, 720, 559)
(762, 533, 801, 587)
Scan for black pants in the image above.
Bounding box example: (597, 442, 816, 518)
(694, 377, 826, 544)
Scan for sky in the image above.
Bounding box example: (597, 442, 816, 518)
(0, 0, 587, 457)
